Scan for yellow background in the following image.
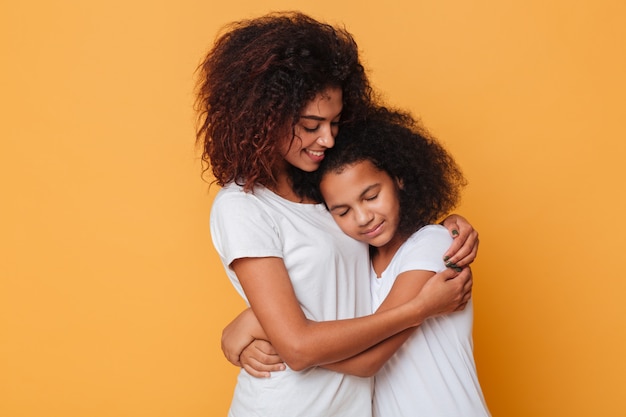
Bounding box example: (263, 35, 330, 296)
(2, 0, 625, 416)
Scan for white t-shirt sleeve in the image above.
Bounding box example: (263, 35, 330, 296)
(396, 225, 452, 275)
(210, 189, 283, 267)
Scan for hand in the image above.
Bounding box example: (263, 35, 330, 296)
(413, 267, 473, 320)
(441, 214, 479, 267)
(240, 339, 286, 378)
(221, 308, 265, 367)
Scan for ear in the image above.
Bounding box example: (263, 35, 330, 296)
(395, 177, 404, 190)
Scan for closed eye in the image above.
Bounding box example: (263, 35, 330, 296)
(330, 207, 350, 217)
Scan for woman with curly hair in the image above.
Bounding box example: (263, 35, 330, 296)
(196, 12, 478, 417)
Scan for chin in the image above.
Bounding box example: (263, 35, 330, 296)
(297, 164, 320, 173)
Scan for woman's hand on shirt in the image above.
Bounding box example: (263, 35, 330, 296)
(441, 214, 479, 267)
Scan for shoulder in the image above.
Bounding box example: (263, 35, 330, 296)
(210, 184, 277, 229)
(212, 184, 264, 213)
(407, 224, 453, 248)
(213, 183, 253, 203)
(393, 225, 452, 272)
(210, 185, 283, 257)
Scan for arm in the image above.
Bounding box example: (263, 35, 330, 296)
(231, 256, 467, 371)
(441, 214, 479, 267)
(322, 267, 472, 377)
(228, 221, 476, 377)
(222, 310, 286, 378)
(228, 264, 471, 376)
(221, 308, 269, 367)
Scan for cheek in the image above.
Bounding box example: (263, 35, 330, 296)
(333, 216, 358, 238)
(294, 128, 316, 146)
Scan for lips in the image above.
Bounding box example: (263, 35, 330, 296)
(362, 221, 384, 237)
(305, 149, 325, 162)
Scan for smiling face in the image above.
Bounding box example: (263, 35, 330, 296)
(279, 87, 343, 173)
(320, 159, 403, 249)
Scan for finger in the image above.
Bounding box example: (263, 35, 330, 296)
(462, 267, 473, 286)
(437, 267, 460, 281)
(250, 341, 284, 365)
(245, 355, 286, 371)
(445, 232, 479, 267)
(442, 232, 465, 261)
(251, 351, 285, 366)
(442, 266, 469, 282)
(455, 301, 468, 311)
(461, 281, 473, 305)
(242, 362, 271, 378)
(241, 354, 286, 375)
(455, 236, 480, 267)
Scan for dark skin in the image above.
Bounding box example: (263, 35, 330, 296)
(221, 215, 477, 377)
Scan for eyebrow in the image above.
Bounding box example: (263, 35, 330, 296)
(327, 183, 380, 212)
(298, 112, 342, 121)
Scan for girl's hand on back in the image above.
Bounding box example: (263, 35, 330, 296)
(240, 339, 286, 378)
(441, 214, 479, 268)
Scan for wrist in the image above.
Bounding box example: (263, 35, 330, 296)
(405, 297, 428, 328)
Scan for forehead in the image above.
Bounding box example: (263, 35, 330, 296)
(320, 160, 390, 198)
(300, 87, 343, 115)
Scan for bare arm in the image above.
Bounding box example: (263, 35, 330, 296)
(225, 218, 477, 375)
(230, 256, 463, 371)
(227, 266, 471, 376)
(322, 267, 472, 377)
(221, 308, 269, 367)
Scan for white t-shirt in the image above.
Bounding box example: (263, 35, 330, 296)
(210, 183, 374, 417)
(371, 225, 490, 417)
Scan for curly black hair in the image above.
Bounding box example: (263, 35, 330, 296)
(195, 11, 374, 192)
(315, 106, 467, 238)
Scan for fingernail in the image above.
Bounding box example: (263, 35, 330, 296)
(452, 230, 459, 236)
(443, 256, 450, 262)
(446, 261, 462, 272)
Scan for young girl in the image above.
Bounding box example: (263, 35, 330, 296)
(197, 12, 479, 417)
(233, 107, 491, 416)
(317, 107, 490, 416)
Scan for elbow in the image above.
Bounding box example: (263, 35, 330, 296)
(284, 359, 309, 372)
(360, 363, 382, 378)
(351, 362, 381, 378)
(278, 339, 318, 371)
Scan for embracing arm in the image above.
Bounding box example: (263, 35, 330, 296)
(231, 256, 440, 371)
(226, 266, 471, 377)
(227, 218, 479, 376)
(321, 267, 472, 377)
(319, 216, 478, 376)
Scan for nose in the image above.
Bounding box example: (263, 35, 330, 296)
(316, 124, 335, 148)
(354, 206, 374, 227)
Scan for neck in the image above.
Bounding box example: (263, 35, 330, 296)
(371, 233, 409, 276)
(270, 171, 315, 204)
